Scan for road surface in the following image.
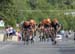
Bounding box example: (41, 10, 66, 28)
(0, 37, 75, 54)
(0, 30, 75, 54)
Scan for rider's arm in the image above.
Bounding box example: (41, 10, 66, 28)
(22, 23, 25, 31)
(56, 24, 61, 32)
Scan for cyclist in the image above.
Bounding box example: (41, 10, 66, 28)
(22, 21, 31, 44)
(38, 22, 44, 41)
(51, 18, 61, 44)
(51, 18, 61, 34)
(29, 19, 37, 43)
(41, 18, 52, 41)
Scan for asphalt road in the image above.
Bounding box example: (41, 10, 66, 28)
(0, 37, 75, 54)
(0, 30, 75, 54)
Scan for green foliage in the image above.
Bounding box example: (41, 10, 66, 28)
(0, 0, 75, 30)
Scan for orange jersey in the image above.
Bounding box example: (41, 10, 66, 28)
(42, 18, 51, 25)
(30, 19, 36, 25)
